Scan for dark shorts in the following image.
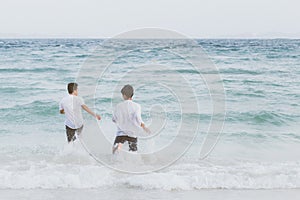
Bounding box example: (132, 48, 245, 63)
(66, 125, 83, 142)
(114, 135, 138, 152)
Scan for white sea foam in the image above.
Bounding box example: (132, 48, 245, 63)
(1, 123, 300, 190)
(1, 154, 300, 190)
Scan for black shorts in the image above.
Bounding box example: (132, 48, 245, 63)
(114, 135, 138, 152)
(65, 125, 83, 142)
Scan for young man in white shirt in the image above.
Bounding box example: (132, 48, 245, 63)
(59, 82, 101, 143)
(112, 84, 150, 154)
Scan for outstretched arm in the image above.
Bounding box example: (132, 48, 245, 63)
(136, 105, 150, 133)
(82, 105, 101, 120)
(141, 123, 151, 134)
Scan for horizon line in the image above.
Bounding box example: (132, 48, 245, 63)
(0, 37, 299, 40)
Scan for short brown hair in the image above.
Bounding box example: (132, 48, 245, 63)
(67, 82, 78, 94)
(121, 84, 134, 98)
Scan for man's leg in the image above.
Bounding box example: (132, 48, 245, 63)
(112, 136, 126, 154)
(112, 136, 138, 153)
(128, 137, 137, 152)
(76, 125, 83, 136)
(66, 126, 76, 142)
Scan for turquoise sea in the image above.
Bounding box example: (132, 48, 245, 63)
(0, 39, 300, 196)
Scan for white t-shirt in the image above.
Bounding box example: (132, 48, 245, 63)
(59, 95, 85, 129)
(112, 100, 143, 137)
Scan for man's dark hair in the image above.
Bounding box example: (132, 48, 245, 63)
(67, 82, 78, 94)
(121, 84, 134, 98)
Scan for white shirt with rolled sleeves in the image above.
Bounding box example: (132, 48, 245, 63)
(59, 95, 85, 129)
(112, 100, 144, 137)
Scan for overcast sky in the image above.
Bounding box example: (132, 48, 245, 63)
(0, 0, 300, 38)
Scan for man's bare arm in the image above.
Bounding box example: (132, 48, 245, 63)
(141, 123, 151, 133)
(82, 105, 101, 120)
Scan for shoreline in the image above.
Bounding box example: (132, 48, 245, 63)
(1, 188, 300, 200)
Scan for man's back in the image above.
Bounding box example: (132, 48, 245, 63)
(113, 100, 143, 137)
(59, 95, 84, 129)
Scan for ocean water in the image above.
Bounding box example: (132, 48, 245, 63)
(0, 39, 300, 194)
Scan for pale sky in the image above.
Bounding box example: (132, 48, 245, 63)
(0, 0, 300, 38)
